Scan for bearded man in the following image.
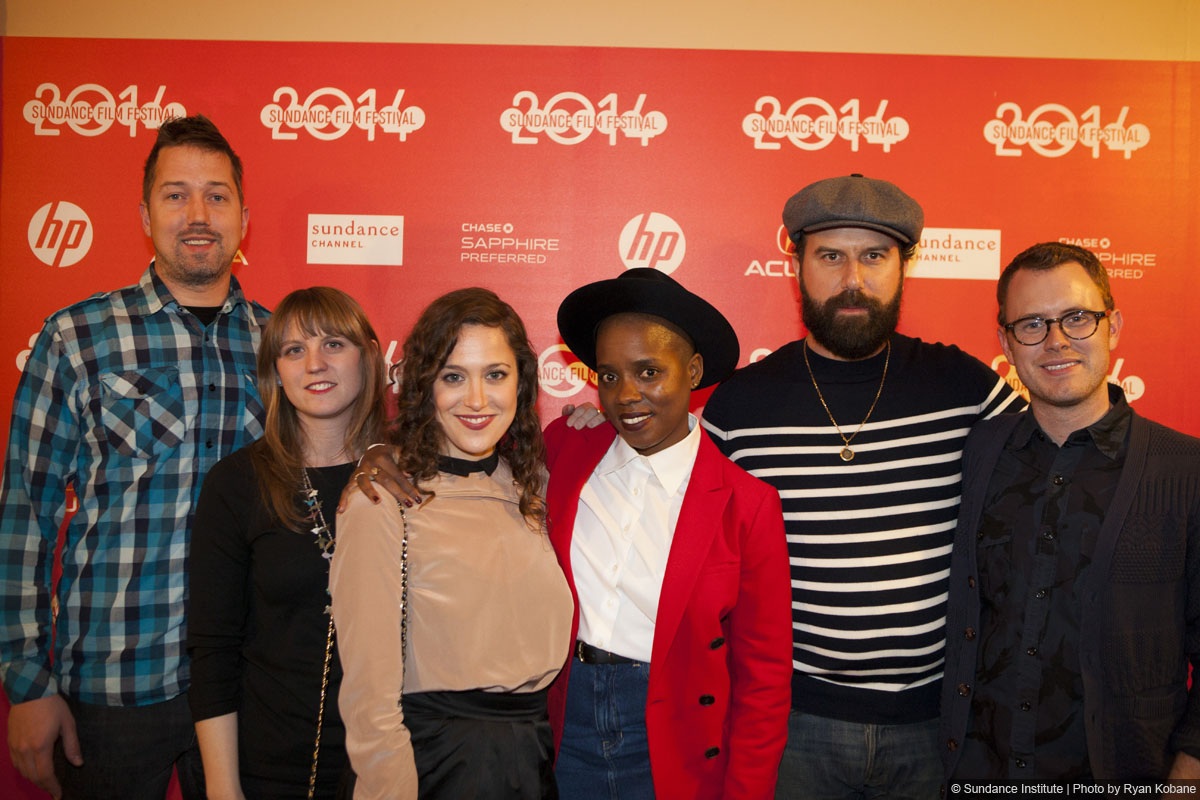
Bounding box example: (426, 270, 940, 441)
(702, 174, 1021, 799)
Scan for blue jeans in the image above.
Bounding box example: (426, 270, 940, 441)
(555, 661, 654, 800)
(53, 693, 205, 800)
(774, 711, 941, 800)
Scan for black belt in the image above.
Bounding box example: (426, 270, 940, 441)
(575, 640, 640, 665)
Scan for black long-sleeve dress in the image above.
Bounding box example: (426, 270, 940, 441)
(188, 442, 354, 799)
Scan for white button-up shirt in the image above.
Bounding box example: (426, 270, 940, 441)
(571, 416, 702, 662)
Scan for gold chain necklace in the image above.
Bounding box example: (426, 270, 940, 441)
(802, 339, 890, 463)
(301, 467, 336, 800)
(298, 469, 411, 800)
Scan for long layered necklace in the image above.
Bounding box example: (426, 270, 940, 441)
(803, 339, 890, 463)
(300, 467, 336, 800)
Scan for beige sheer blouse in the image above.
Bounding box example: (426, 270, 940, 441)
(331, 460, 573, 800)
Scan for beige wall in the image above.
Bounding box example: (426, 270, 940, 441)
(4, 0, 1198, 61)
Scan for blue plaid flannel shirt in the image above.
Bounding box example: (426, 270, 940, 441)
(0, 264, 268, 706)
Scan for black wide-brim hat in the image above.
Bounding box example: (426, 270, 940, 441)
(557, 268, 740, 389)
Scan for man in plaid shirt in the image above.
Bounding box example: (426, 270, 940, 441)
(0, 116, 268, 800)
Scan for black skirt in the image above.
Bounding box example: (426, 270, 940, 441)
(406, 688, 558, 800)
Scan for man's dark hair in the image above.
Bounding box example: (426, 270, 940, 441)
(142, 115, 243, 204)
(996, 242, 1113, 326)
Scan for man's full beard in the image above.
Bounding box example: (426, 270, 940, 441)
(800, 282, 902, 361)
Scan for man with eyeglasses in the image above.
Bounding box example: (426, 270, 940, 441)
(940, 241, 1200, 780)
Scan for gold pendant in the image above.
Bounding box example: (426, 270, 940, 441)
(840, 447, 855, 462)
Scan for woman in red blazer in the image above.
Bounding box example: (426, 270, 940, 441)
(547, 268, 793, 799)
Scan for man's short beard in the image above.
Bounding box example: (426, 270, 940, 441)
(800, 278, 903, 360)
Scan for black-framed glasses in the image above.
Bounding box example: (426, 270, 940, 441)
(1003, 309, 1110, 346)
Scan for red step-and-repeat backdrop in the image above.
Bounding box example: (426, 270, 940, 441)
(1, 37, 1197, 797)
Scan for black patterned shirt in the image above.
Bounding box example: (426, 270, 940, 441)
(955, 391, 1131, 778)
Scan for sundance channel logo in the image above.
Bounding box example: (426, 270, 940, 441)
(308, 214, 404, 266)
(908, 228, 1002, 281)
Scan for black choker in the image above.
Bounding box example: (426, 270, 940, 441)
(438, 452, 500, 477)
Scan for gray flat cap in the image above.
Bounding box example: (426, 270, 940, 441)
(783, 173, 923, 246)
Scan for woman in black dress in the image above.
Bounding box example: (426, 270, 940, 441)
(188, 286, 388, 800)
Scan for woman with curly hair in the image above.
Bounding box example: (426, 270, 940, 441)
(188, 286, 389, 800)
(332, 287, 572, 800)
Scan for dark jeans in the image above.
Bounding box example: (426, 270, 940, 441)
(53, 693, 204, 800)
(554, 661, 654, 800)
(774, 711, 941, 800)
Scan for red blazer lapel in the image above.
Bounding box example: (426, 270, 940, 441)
(650, 433, 730, 664)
